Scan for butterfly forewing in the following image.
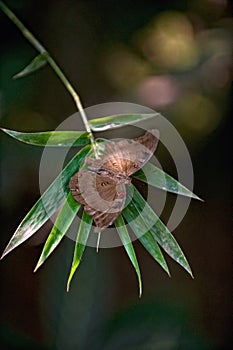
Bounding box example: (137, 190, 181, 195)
(128, 129, 160, 175)
(96, 129, 159, 176)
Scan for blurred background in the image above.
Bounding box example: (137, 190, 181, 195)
(0, 0, 232, 349)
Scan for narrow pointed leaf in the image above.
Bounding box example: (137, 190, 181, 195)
(128, 186, 193, 277)
(1, 128, 91, 147)
(134, 162, 202, 200)
(1, 145, 91, 258)
(13, 53, 49, 79)
(123, 187, 169, 275)
(115, 215, 142, 297)
(34, 192, 80, 271)
(89, 113, 160, 131)
(67, 211, 92, 291)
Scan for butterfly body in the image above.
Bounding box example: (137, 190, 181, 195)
(69, 129, 159, 232)
(96, 167, 132, 184)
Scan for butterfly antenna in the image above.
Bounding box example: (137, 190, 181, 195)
(96, 231, 101, 252)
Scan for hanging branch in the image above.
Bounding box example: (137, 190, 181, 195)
(0, 1, 97, 154)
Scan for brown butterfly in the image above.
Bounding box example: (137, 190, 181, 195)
(69, 129, 159, 232)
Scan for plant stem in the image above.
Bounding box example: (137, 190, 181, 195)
(0, 1, 97, 155)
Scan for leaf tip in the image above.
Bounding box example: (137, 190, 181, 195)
(136, 271, 142, 298)
(66, 274, 73, 292)
(0, 242, 14, 260)
(0, 252, 6, 260)
(192, 193, 204, 202)
(184, 263, 194, 279)
(0, 247, 9, 260)
(190, 270, 194, 279)
(162, 262, 171, 277)
(33, 260, 42, 273)
(12, 73, 19, 80)
(66, 266, 77, 292)
(96, 231, 101, 252)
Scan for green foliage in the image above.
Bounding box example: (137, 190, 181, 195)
(67, 211, 93, 291)
(115, 215, 142, 297)
(134, 162, 202, 200)
(34, 192, 80, 272)
(1, 128, 91, 146)
(123, 186, 193, 277)
(0, 127, 196, 292)
(123, 186, 170, 275)
(89, 113, 159, 131)
(1, 145, 91, 258)
(12, 53, 49, 79)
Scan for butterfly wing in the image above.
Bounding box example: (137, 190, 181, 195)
(69, 170, 126, 232)
(85, 129, 159, 176)
(70, 129, 159, 230)
(129, 129, 160, 174)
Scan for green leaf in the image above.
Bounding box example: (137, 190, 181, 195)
(34, 192, 80, 271)
(13, 53, 49, 79)
(66, 211, 93, 291)
(122, 186, 170, 276)
(1, 128, 91, 147)
(115, 215, 142, 297)
(89, 113, 160, 131)
(1, 145, 91, 259)
(126, 186, 193, 277)
(134, 162, 202, 200)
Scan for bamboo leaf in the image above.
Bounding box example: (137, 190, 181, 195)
(13, 53, 49, 79)
(34, 192, 80, 271)
(134, 163, 202, 200)
(67, 211, 93, 291)
(1, 145, 91, 259)
(1, 128, 91, 147)
(89, 113, 160, 131)
(115, 215, 142, 297)
(122, 186, 170, 275)
(128, 186, 193, 277)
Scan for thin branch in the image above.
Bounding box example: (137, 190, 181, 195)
(0, 1, 97, 155)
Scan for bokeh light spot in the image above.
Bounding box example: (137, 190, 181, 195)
(176, 93, 221, 135)
(101, 45, 150, 89)
(140, 11, 199, 70)
(137, 75, 179, 108)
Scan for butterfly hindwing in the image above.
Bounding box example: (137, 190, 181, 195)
(69, 170, 126, 232)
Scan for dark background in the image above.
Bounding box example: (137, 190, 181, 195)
(0, 1, 232, 349)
